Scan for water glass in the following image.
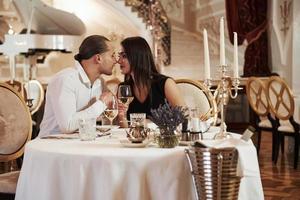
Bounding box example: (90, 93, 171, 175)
(79, 117, 97, 141)
(130, 113, 146, 127)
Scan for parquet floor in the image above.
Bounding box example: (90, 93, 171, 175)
(258, 131, 300, 200)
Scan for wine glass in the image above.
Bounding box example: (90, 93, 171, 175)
(103, 95, 118, 127)
(117, 85, 134, 125)
(117, 85, 134, 107)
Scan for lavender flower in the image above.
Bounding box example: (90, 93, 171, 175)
(150, 100, 188, 135)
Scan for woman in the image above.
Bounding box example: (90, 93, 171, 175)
(117, 36, 185, 123)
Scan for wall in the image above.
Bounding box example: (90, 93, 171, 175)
(160, 0, 246, 80)
(268, 0, 300, 94)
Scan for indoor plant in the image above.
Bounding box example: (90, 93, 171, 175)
(150, 100, 188, 148)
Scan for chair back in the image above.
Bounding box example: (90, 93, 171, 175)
(5, 80, 26, 99)
(24, 80, 45, 114)
(185, 146, 240, 200)
(175, 79, 217, 124)
(266, 76, 294, 120)
(246, 77, 269, 117)
(0, 83, 32, 162)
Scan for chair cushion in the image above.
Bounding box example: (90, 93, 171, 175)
(0, 171, 19, 193)
(258, 118, 272, 128)
(278, 125, 295, 132)
(177, 84, 211, 115)
(278, 120, 295, 133)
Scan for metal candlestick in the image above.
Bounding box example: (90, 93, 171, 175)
(205, 64, 240, 139)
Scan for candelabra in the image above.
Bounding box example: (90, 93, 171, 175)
(204, 65, 241, 139)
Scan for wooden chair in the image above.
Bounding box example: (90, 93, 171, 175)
(0, 83, 32, 196)
(23, 79, 45, 115)
(266, 76, 300, 168)
(5, 80, 27, 99)
(175, 79, 218, 125)
(246, 77, 277, 158)
(185, 143, 241, 200)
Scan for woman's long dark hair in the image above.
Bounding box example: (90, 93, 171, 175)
(121, 36, 159, 92)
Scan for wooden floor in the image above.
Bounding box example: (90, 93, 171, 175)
(258, 131, 300, 200)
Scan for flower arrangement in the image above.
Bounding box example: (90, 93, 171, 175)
(150, 100, 188, 135)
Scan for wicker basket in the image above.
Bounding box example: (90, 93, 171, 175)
(185, 145, 241, 200)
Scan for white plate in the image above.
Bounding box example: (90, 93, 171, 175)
(120, 139, 150, 148)
(179, 141, 194, 146)
(96, 125, 119, 132)
(97, 132, 111, 137)
(41, 134, 79, 139)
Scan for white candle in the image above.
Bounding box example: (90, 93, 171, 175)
(233, 32, 239, 78)
(203, 29, 210, 79)
(220, 17, 225, 66)
(190, 117, 200, 132)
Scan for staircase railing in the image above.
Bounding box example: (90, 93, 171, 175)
(124, 0, 171, 66)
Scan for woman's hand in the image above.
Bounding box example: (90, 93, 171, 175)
(117, 101, 128, 119)
(117, 101, 129, 127)
(99, 91, 114, 106)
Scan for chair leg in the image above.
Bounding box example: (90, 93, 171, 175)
(257, 130, 261, 156)
(0, 193, 15, 200)
(273, 131, 280, 164)
(272, 131, 275, 161)
(281, 135, 285, 153)
(294, 134, 299, 169)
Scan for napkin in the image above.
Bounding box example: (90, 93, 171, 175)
(199, 138, 260, 178)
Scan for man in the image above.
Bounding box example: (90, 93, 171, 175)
(39, 35, 116, 137)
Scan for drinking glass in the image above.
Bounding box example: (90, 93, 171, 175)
(130, 113, 146, 127)
(117, 85, 134, 107)
(103, 95, 118, 127)
(79, 117, 97, 141)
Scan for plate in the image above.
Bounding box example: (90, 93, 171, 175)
(97, 132, 111, 137)
(179, 141, 194, 146)
(96, 125, 119, 132)
(41, 134, 79, 139)
(120, 139, 150, 148)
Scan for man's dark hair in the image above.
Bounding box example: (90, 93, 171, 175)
(74, 35, 109, 62)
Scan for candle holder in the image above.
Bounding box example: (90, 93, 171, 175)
(205, 64, 241, 139)
(203, 78, 212, 90)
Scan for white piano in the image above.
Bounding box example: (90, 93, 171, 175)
(0, 0, 86, 115)
(0, 0, 86, 82)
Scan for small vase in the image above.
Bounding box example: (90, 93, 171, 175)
(156, 133, 179, 148)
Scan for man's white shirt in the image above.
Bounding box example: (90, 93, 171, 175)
(39, 62, 107, 137)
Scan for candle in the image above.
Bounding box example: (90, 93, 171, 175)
(190, 117, 200, 132)
(220, 17, 225, 66)
(203, 29, 211, 79)
(233, 32, 239, 78)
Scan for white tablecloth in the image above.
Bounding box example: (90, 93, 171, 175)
(15, 127, 264, 200)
